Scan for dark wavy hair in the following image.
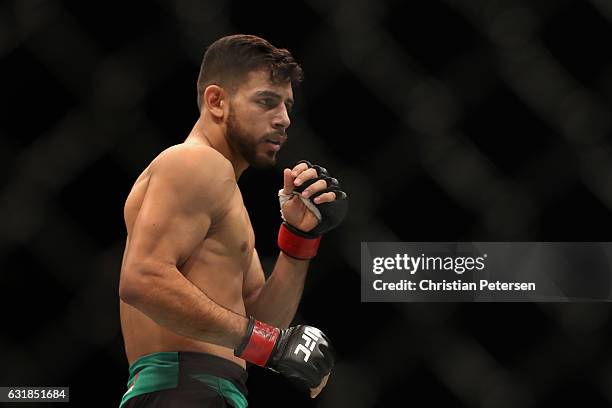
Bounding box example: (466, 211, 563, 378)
(196, 34, 303, 111)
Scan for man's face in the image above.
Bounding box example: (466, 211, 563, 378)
(226, 69, 294, 168)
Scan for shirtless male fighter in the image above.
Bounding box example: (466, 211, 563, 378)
(118, 34, 348, 407)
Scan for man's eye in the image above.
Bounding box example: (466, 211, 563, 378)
(259, 99, 273, 107)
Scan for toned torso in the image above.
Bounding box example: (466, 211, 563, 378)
(119, 146, 255, 368)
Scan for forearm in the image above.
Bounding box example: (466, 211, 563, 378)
(246, 252, 309, 328)
(121, 265, 248, 349)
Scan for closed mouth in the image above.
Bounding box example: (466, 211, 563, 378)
(266, 139, 283, 146)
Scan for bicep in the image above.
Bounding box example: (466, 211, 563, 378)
(243, 248, 265, 307)
(125, 173, 212, 272)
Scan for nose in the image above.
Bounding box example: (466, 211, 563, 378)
(272, 104, 291, 131)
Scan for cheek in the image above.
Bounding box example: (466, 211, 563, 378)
(240, 109, 260, 124)
(243, 111, 270, 135)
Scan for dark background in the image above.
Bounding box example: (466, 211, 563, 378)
(3, 0, 612, 406)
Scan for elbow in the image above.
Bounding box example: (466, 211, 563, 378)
(119, 262, 160, 305)
(119, 272, 144, 305)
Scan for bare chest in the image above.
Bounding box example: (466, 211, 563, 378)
(181, 190, 255, 276)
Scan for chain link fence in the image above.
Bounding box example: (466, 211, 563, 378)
(2, 0, 612, 406)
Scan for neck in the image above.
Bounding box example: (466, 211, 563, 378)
(186, 115, 249, 179)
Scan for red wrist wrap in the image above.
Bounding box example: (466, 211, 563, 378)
(239, 320, 280, 367)
(277, 223, 322, 260)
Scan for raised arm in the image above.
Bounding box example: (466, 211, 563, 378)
(119, 145, 248, 349)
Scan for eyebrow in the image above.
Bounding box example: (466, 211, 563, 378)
(254, 90, 294, 108)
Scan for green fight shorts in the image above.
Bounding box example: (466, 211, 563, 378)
(119, 352, 248, 408)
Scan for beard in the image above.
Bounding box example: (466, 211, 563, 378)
(226, 107, 279, 169)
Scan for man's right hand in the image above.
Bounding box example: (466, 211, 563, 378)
(234, 317, 334, 392)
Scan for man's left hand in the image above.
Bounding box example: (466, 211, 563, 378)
(279, 161, 347, 234)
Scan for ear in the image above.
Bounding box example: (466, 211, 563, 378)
(202, 85, 228, 119)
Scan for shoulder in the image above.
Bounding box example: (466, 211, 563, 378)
(148, 144, 237, 213)
(150, 143, 235, 182)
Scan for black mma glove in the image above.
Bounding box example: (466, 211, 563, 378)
(278, 160, 348, 259)
(234, 317, 334, 389)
